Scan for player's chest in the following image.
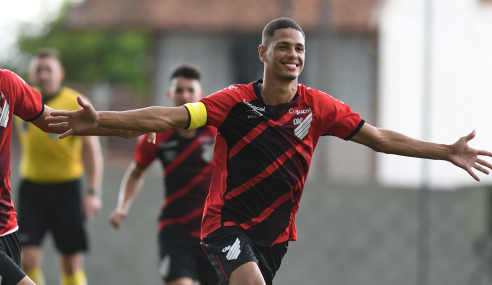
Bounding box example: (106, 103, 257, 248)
(224, 99, 316, 142)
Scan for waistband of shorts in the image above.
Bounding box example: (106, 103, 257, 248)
(0, 226, 19, 237)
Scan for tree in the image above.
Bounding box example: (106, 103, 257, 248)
(13, 2, 151, 96)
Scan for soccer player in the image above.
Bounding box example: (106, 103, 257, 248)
(15, 49, 103, 285)
(0, 68, 149, 285)
(109, 65, 219, 285)
(47, 18, 492, 285)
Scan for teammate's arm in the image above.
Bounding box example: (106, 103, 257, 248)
(351, 123, 492, 181)
(47, 96, 194, 138)
(82, 135, 104, 219)
(33, 104, 151, 138)
(109, 162, 147, 229)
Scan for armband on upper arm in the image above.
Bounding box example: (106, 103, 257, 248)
(183, 102, 207, 129)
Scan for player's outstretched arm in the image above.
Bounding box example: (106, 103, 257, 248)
(47, 96, 189, 139)
(32, 104, 152, 139)
(109, 162, 147, 229)
(351, 123, 492, 181)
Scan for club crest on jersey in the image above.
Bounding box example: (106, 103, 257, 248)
(244, 99, 265, 118)
(228, 85, 239, 90)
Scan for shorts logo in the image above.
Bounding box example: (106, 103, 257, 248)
(222, 238, 241, 260)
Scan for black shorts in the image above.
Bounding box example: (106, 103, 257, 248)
(200, 226, 288, 285)
(158, 229, 219, 285)
(0, 231, 26, 285)
(17, 179, 88, 254)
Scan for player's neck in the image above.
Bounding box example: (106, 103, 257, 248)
(176, 128, 197, 138)
(261, 74, 297, 106)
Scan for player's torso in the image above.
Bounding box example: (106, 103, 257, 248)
(205, 82, 320, 246)
(15, 87, 84, 183)
(156, 127, 216, 235)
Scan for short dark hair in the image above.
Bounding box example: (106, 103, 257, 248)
(262, 17, 305, 46)
(34, 47, 62, 63)
(170, 65, 201, 82)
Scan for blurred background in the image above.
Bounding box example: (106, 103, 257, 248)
(2, 0, 492, 284)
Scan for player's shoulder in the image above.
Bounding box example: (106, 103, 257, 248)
(205, 82, 255, 102)
(298, 83, 344, 105)
(0, 69, 26, 88)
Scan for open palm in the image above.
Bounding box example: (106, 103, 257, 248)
(448, 130, 492, 181)
(47, 96, 98, 138)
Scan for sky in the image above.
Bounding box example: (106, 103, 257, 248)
(0, 0, 78, 64)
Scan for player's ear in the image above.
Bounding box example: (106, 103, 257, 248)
(166, 90, 172, 100)
(259, 44, 267, 62)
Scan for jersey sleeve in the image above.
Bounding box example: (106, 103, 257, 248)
(316, 91, 364, 140)
(0, 69, 44, 122)
(199, 86, 240, 128)
(133, 134, 158, 169)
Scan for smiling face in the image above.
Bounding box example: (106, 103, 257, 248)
(259, 28, 305, 82)
(167, 76, 203, 107)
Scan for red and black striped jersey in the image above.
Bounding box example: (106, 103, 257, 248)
(0, 69, 44, 236)
(200, 80, 364, 247)
(134, 126, 216, 239)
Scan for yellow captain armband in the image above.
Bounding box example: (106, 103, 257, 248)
(183, 102, 208, 129)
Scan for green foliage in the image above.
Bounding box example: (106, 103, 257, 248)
(16, 2, 151, 95)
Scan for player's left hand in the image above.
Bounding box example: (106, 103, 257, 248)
(448, 130, 492, 181)
(83, 193, 103, 220)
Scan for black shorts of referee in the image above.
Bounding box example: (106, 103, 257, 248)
(17, 178, 88, 254)
(158, 229, 219, 285)
(200, 226, 288, 285)
(0, 231, 26, 285)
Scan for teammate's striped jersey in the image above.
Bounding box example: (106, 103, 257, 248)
(134, 126, 216, 239)
(197, 80, 364, 247)
(0, 69, 44, 236)
(15, 87, 85, 183)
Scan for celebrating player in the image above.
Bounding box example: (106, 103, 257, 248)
(109, 65, 218, 285)
(47, 18, 492, 285)
(15, 49, 103, 285)
(0, 68, 149, 285)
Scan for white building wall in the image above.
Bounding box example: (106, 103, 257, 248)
(378, 0, 492, 188)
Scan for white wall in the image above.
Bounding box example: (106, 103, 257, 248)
(378, 0, 492, 188)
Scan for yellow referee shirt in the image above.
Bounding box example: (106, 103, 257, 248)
(15, 87, 84, 183)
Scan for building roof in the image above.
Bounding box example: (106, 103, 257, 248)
(66, 0, 379, 34)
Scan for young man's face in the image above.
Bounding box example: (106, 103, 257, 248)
(260, 28, 305, 81)
(167, 77, 203, 107)
(28, 56, 65, 96)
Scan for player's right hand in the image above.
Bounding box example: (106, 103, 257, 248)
(109, 209, 127, 229)
(47, 96, 98, 139)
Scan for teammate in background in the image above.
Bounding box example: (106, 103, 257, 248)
(15, 49, 103, 285)
(109, 65, 218, 285)
(0, 68, 150, 285)
(47, 18, 492, 285)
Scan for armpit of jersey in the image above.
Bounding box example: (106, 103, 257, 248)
(184, 102, 207, 129)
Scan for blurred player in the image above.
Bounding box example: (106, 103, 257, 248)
(0, 67, 149, 285)
(109, 65, 218, 285)
(15, 49, 103, 285)
(47, 18, 492, 285)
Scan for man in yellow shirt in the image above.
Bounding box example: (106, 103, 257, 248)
(15, 48, 103, 285)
